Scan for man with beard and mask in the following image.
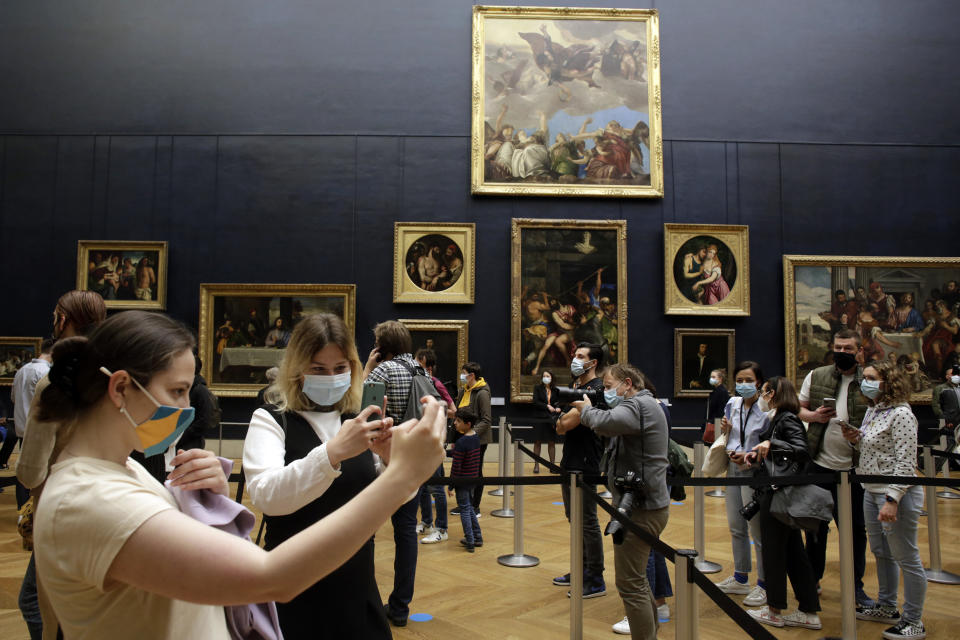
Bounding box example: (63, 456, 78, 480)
(796, 328, 876, 611)
(552, 343, 608, 599)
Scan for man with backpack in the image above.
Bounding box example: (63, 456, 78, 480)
(363, 320, 439, 628)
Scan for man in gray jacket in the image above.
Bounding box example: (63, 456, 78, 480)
(574, 362, 669, 640)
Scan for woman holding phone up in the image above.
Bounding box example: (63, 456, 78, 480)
(712, 361, 770, 607)
(243, 313, 403, 639)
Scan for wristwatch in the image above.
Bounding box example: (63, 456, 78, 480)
(884, 495, 898, 505)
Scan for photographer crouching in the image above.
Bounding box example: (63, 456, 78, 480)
(568, 363, 669, 640)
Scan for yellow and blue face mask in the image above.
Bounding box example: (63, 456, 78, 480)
(101, 367, 195, 457)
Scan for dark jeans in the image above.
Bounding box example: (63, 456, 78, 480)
(387, 491, 420, 619)
(761, 499, 820, 613)
(455, 486, 482, 545)
(419, 464, 447, 530)
(647, 550, 673, 599)
(803, 462, 868, 591)
(0, 433, 18, 467)
(471, 444, 488, 511)
(561, 477, 605, 586)
(20, 553, 41, 640)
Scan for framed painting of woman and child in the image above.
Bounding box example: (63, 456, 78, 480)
(664, 224, 750, 316)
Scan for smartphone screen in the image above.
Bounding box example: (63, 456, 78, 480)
(361, 381, 386, 410)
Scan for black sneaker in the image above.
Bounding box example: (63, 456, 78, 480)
(567, 583, 607, 599)
(459, 538, 482, 548)
(882, 619, 926, 639)
(450, 507, 461, 515)
(856, 605, 901, 624)
(383, 604, 407, 628)
(552, 573, 571, 586)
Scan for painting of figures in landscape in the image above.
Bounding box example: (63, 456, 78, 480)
(472, 6, 663, 197)
(785, 256, 960, 403)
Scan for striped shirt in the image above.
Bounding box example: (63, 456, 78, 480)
(451, 433, 482, 479)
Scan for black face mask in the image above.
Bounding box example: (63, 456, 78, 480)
(833, 351, 857, 372)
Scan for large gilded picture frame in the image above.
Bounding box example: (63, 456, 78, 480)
(393, 222, 476, 304)
(511, 218, 627, 402)
(399, 319, 469, 391)
(0, 337, 43, 386)
(471, 6, 663, 198)
(784, 255, 960, 405)
(76, 240, 168, 310)
(664, 224, 750, 316)
(199, 283, 356, 397)
(673, 328, 735, 399)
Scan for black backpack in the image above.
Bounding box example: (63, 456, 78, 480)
(396, 359, 442, 421)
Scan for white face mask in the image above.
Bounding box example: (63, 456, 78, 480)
(709, 377, 720, 387)
(542, 375, 552, 385)
(757, 396, 770, 413)
(302, 372, 352, 406)
(951, 375, 960, 386)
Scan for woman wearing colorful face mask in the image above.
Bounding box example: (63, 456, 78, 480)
(531, 369, 562, 473)
(32, 311, 446, 640)
(244, 312, 398, 639)
(713, 361, 770, 608)
(842, 361, 927, 639)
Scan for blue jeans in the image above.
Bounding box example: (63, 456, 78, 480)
(646, 551, 673, 600)
(419, 464, 447, 530)
(724, 460, 765, 580)
(387, 491, 420, 618)
(20, 553, 41, 640)
(455, 486, 482, 545)
(864, 487, 926, 624)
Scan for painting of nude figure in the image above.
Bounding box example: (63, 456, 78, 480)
(471, 6, 663, 198)
(394, 223, 475, 304)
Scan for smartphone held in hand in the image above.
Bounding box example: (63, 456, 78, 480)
(361, 381, 386, 410)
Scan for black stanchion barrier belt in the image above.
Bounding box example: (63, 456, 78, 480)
(516, 439, 564, 475)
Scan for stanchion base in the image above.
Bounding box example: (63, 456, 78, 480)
(498, 554, 540, 567)
(490, 508, 515, 518)
(936, 489, 960, 499)
(924, 568, 960, 584)
(694, 560, 722, 574)
(489, 488, 504, 496)
(705, 489, 726, 498)
(599, 490, 612, 499)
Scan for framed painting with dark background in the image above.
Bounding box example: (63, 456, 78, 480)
(394, 223, 475, 304)
(76, 240, 168, 310)
(674, 328, 735, 398)
(664, 224, 749, 316)
(199, 283, 356, 397)
(399, 319, 469, 392)
(0, 337, 42, 386)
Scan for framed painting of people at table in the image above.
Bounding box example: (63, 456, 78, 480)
(198, 283, 356, 397)
(664, 224, 750, 316)
(75, 240, 168, 310)
(510, 218, 626, 403)
(783, 255, 960, 405)
(393, 222, 475, 304)
(673, 328, 735, 399)
(0, 337, 42, 386)
(470, 6, 663, 198)
(399, 319, 469, 392)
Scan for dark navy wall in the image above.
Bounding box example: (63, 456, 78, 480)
(1, 1, 959, 432)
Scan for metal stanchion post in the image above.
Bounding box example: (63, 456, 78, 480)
(706, 418, 726, 498)
(937, 432, 960, 499)
(492, 422, 515, 518)
(824, 470, 857, 640)
(569, 472, 583, 640)
(692, 442, 721, 573)
(923, 446, 960, 583)
(674, 549, 699, 640)
(490, 417, 506, 496)
(499, 438, 539, 567)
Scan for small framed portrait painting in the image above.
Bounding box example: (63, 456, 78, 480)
(76, 240, 168, 310)
(399, 319, 469, 392)
(393, 223, 475, 304)
(664, 224, 749, 316)
(673, 328, 735, 398)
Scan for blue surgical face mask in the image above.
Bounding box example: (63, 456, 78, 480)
(460, 373, 468, 385)
(860, 378, 882, 400)
(102, 367, 196, 458)
(302, 372, 352, 407)
(736, 382, 758, 399)
(709, 377, 720, 387)
(603, 382, 625, 408)
(571, 358, 592, 378)
(542, 375, 552, 385)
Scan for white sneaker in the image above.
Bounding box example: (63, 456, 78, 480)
(714, 575, 751, 595)
(782, 610, 822, 630)
(420, 529, 448, 544)
(743, 585, 767, 606)
(747, 606, 784, 628)
(612, 616, 630, 635)
(657, 603, 670, 621)
(415, 522, 425, 534)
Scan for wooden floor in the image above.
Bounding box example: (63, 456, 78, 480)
(1, 455, 958, 639)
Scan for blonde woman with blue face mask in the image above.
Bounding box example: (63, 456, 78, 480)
(243, 313, 401, 640)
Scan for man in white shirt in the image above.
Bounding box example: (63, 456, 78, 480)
(6, 339, 53, 506)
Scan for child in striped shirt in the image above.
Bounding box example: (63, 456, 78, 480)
(449, 408, 483, 551)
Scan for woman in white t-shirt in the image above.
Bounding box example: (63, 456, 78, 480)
(33, 310, 446, 640)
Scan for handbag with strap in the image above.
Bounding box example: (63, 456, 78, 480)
(701, 430, 728, 477)
(763, 457, 833, 532)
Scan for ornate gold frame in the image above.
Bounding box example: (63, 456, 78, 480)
(75, 240, 168, 310)
(0, 337, 43, 386)
(393, 222, 476, 304)
(199, 283, 356, 397)
(471, 5, 663, 198)
(398, 319, 469, 383)
(673, 328, 735, 398)
(784, 255, 960, 405)
(664, 224, 750, 316)
(510, 218, 627, 402)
